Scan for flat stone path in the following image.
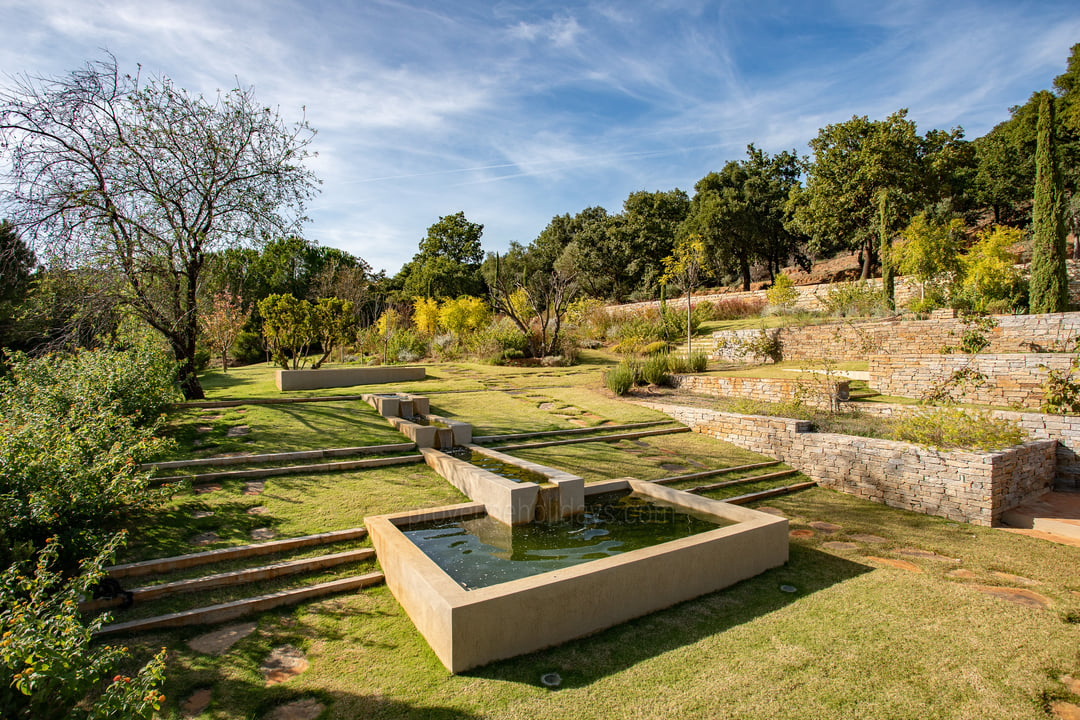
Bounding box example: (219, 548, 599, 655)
(265, 698, 325, 720)
(970, 585, 1052, 609)
(181, 688, 213, 717)
(865, 556, 922, 572)
(261, 644, 309, 686)
(187, 621, 257, 655)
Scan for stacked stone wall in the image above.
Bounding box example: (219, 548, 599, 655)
(639, 402, 1056, 526)
(671, 373, 845, 410)
(711, 312, 1080, 363)
(867, 353, 1074, 409)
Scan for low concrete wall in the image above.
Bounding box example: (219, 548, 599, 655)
(276, 366, 425, 391)
(672, 373, 848, 410)
(366, 479, 788, 673)
(471, 446, 585, 520)
(421, 448, 540, 525)
(639, 402, 1056, 526)
(868, 353, 1073, 409)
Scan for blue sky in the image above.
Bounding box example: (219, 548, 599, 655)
(2, 1, 1079, 275)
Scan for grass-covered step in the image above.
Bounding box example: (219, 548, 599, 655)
(84, 549, 375, 612)
(724, 481, 818, 504)
(143, 441, 417, 471)
(687, 469, 800, 494)
(108, 527, 368, 579)
(472, 420, 674, 443)
(96, 572, 384, 635)
(650, 460, 782, 486)
(152, 453, 424, 484)
(492, 426, 689, 451)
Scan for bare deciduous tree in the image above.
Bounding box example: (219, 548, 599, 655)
(0, 56, 319, 398)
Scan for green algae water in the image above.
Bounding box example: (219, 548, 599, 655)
(445, 447, 549, 484)
(402, 491, 732, 590)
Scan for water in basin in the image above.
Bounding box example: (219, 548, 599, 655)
(444, 447, 548, 484)
(402, 490, 733, 589)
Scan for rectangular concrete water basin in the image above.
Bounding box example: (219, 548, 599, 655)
(366, 478, 788, 673)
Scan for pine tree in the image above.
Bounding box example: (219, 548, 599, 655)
(1029, 91, 1069, 314)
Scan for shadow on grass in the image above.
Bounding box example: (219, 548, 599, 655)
(464, 544, 873, 688)
(122, 499, 275, 562)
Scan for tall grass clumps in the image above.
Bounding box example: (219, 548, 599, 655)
(640, 354, 671, 386)
(892, 407, 1026, 451)
(604, 360, 637, 395)
(695, 297, 766, 321)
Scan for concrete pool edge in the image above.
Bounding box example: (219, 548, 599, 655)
(365, 479, 789, 673)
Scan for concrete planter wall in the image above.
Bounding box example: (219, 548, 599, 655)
(275, 366, 425, 391)
(420, 445, 584, 525)
(366, 479, 788, 673)
(639, 402, 1057, 526)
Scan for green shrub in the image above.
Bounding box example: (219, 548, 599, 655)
(386, 329, 428, 363)
(642, 340, 669, 355)
(232, 330, 266, 364)
(0, 534, 167, 720)
(604, 361, 638, 395)
(0, 348, 174, 561)
(892, 407, 1026, 451)
(1042, 356, 1080, 414)
(694, 297, 766, 321)
(819, 281, 891, 317)
(640, 354, 671, 386)
(766, 273, 799, 312)
(689, 351, 708, 372)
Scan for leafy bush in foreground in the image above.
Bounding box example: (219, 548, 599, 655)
(0, 347, 174, 563)
(0, 534, 166, 720)
(604, 361, 638, 395)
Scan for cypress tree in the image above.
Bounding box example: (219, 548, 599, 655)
(1029, 91, 1069, 314)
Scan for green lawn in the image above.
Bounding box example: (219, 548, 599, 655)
(112, 360, 1080, 720)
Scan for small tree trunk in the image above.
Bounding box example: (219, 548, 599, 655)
(686, 290, 692, 357)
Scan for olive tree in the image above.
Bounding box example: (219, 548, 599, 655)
(0, 57, 319, 398)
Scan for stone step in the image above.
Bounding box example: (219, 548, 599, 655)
(999, 491, 1080, 542)
(96, 572, 384, 635)
(108, 527, 368, 578)
(83, 549, 375, 612)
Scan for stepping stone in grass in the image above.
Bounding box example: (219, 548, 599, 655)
(789, 529, 815, 539)
(247, 505, 269, 515)
(990, 570, 1040, 586)
(848, 533, 887, 544)
(191, 532, 221, 546)
(194, 483, 222, 494)
(1051, 701, 1080, 720)
(181, 687, 212, 717)
(250, 527, 276, 540)
(195, 425, 213, 434)
(191, 510, 215, 519)
(243, 481, 265, 496)
(1062, 674, 1080, 695)
(970, 585, 1052, 609)
(947, 569, 979, 580)
(187, 621, 257, 655)
(809, 521, 842, 534)
(660, 462, 688, 472)
(568, 419, 589, 427)
(865, 556, 922, 573)
(897, 548, 958, 562)
(538, 402, 557, 410)
(261, 644, 309, 686)
(822, 541, 859, 551)
(265, 698, 325, 720)
(226, 425, 251, 437)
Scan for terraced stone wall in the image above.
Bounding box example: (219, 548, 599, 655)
(711, 312, 1080, 363)
(670, 374, 847, 410)
(867, 353, 1074, 408)
(639, 402, 1057, 526)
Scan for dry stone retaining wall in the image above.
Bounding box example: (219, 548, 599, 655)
(867, 353, 1074, 409)
(710, 312, 1080, 363)
(671, 373, 846, 410)
(639, 402, 1056, 526)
